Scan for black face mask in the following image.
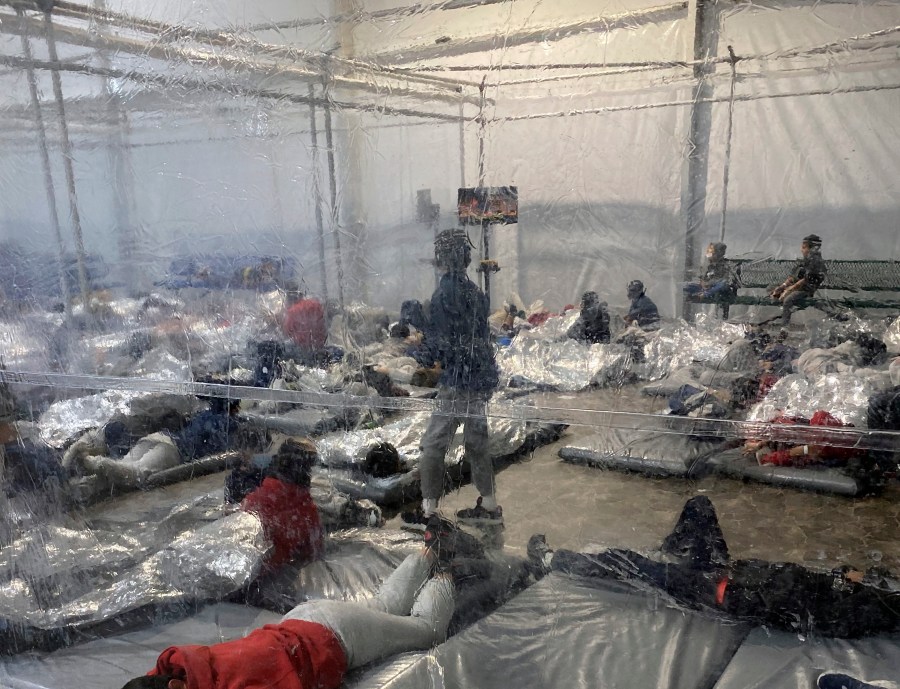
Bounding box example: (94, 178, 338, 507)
(582, 305, 601, 320)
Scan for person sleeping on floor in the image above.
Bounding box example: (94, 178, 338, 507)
(529, 495, 900, 639)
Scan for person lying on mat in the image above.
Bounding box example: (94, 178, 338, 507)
(71, 397, 249, 489)
(529, 496, 900, 638)
(119, 516, 464, 689)
(741, 410, 860, 467)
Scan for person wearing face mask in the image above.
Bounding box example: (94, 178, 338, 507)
(566, 291, 611, 344)
(684, 242, 736, 300)
(623, 280, 660, 329)
(770, 234, 827, 325)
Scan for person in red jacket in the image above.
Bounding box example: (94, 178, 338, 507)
(241, 437, 325, 569)
(119, 516, 460, 689)
(281, 284, 327, 365)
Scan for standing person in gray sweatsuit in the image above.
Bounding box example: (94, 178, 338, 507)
(403, 229, 502, 528)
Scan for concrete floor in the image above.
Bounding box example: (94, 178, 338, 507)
(389, 386, 900, 575)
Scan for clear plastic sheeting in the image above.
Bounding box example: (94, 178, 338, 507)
(0, 0, 899, 684)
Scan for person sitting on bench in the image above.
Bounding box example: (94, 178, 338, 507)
(683, 242, 736, 301)
(770, 234, 827, 325)
(533, 496, 899, 638)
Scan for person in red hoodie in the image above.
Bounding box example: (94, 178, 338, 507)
(281, 283, 327, 366)
(241, 437, 325, 570)
(118, 516, 460, 689)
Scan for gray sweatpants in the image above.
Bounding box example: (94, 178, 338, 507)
(85, 432, 182, 488)
(282, 552, 454, 669)
(781, 290, 815, 325)
(419, 387, 493, 501)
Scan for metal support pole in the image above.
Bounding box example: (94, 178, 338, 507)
(680, 0, 719, 320)
(17, 14, 70, 313)
(481, 218, 492, 310)
(719, 45, 738, 242)
(42, 10, 91, 310)
(93, 0, 141, 284)
(307, 84, 329, 302)
(477, 76, 487, 188)
(458, 98, 466, 188)
(322, 82, 345, 310)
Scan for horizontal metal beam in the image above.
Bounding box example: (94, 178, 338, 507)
(0, 9, 484, 107)
(16, 0, 484, 95)
(2, 368, 898, 451)
(0, 51, 470, 123)
(245, 0, 520, 32)
(493, 79, 900, 123)
(364, 2, 688, 66)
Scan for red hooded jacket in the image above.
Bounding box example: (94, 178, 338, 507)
(150, 619, 347, 689)
(241, 477, 324, 569)
(282, 299, 327, 350)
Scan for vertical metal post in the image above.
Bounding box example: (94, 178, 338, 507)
(477, 77, 487, 188)
(680, 0, 719, 320)
(93, 0, 141, 285)
(481, 218, 492, 310)
(42, 10, 92, 310)
(458, 98, 466, 188)
(18, 15, 70, 313)
(307, 84, 329, 301)
(719, 45, 738, 243)
(476, 77, 491, 300)
(322, 81, 346, 311)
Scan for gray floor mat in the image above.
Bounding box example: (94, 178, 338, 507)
(707, 448, 860, 496)
(352, 572, 751, 689)
(0, 603, 281, 689)
(559, 427, 723, 477)
(712, 627, 900, 689)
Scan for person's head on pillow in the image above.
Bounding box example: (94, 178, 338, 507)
(363, 441, 402, 478)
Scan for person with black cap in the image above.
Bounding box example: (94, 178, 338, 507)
(770, 234, 827, 325)
(623, 280, 660, 328)
(566, 291, 611, 344)
(402, 229, 502, 528)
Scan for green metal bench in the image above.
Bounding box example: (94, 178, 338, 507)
(689, 259, 900, 318)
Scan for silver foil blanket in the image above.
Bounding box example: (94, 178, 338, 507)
(0, 491, 266, 630)
(747, 370, 895, 427)
(0, 482, 380, 631)
(498, 314, 747, 390)
(314, 408, 531, 470)
(38, 390, 203, 448)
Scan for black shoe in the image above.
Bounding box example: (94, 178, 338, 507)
(399, 508, 430, 532)
(425, 514, 484, 572)
(424, 514, 484, 571)
(456, 497, 504, 526)
(818, 673, 897, 689)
